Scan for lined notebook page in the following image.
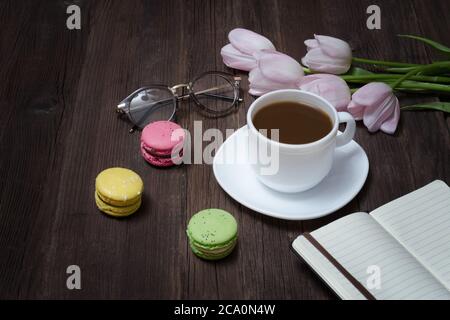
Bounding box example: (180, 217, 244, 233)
(312, 212, 450, 299)
(293, 235, 366, 300)
(371, 180, 450, 290)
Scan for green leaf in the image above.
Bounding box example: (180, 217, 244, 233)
(386, 61, 450, 76)
(344, 66, 374, 76)
(401, 102, 450, 113)
(417, 62, 450, 76)
(384, 66, 418, 74)
(398, 34, 450, 55)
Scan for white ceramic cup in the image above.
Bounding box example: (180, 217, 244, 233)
(247, 89, 356, 193)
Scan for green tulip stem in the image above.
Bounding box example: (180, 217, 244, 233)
(341, 74, 450, 84)
(352, 57, 421, 68)
(349, 80, 450, 93)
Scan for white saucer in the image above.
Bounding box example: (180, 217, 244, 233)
(212, 126, 369, 220)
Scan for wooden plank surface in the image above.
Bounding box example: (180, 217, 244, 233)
(0, 0, 449, 299)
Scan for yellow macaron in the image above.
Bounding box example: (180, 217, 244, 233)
(95, 167, 143, 217)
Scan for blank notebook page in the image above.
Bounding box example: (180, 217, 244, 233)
(371, 180, 450, 289)
(311, 212, 450, 299)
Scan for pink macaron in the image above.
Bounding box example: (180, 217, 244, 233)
(140, 121, 185, 167)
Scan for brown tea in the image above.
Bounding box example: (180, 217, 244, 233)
(252, 101, 333, 144)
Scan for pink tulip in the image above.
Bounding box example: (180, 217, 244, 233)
(348, 82, 400, 134)
(302, 35, 352, 75)
(248, 50, 304, 96)
(298, 74, 351, 111)
(221, 28, 275, 71)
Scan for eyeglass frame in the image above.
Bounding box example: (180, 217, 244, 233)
(116, 71, 243, 133)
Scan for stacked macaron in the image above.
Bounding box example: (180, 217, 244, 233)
(187, 209, 238, 260)
(95, 167, 143, 217)
(140, 121, 185, 167)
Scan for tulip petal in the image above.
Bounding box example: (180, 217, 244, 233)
(301, 56, 310, 68)
(347, 101, 364, 120)
(297, 73, 330, 84)
(315, 35, 352, 59)
(249, 68, 297, 90)
(256, 50, 304, 84)
(221, 44, 257, 71)
(348, 82, 401, 134)
(248, 86, 271, 96)
(363, 94, 398, 132)
(248, 82, 299, 96)
(363, 94, 396, 132)
(302, 35, 352, 74)
(352, 82, 392, 108)
(380, 99, 400, 134)
(250, 83, 299, 95)
(298, 74, 351, 111)
(302, 48, 351, 74)
(249, 82, 298, 96)
(248, 68, 298, 96)
(228, 28, 275, 55)
(252, 49, 277, 60)
(304, 39, 319, 51)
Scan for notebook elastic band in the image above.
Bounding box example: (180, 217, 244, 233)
(303, 232, 376, 300)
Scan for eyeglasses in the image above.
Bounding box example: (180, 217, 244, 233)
(116, 71, 243, 132)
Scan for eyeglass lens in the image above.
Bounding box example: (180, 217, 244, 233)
(190, 73, 237, 116)
(127, 88, 176, 129)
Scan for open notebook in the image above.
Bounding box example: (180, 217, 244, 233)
(292, 180, 450, 300)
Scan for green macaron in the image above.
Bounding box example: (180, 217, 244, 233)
(187, 209, 238, 260)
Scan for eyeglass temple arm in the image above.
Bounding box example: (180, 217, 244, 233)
(178, 84, 243, 102)
(180, 92, 243, 102)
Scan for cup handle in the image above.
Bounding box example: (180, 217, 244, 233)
(336, 112, 356, 147)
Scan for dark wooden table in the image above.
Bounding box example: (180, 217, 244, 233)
(0, 0, 449, 299)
